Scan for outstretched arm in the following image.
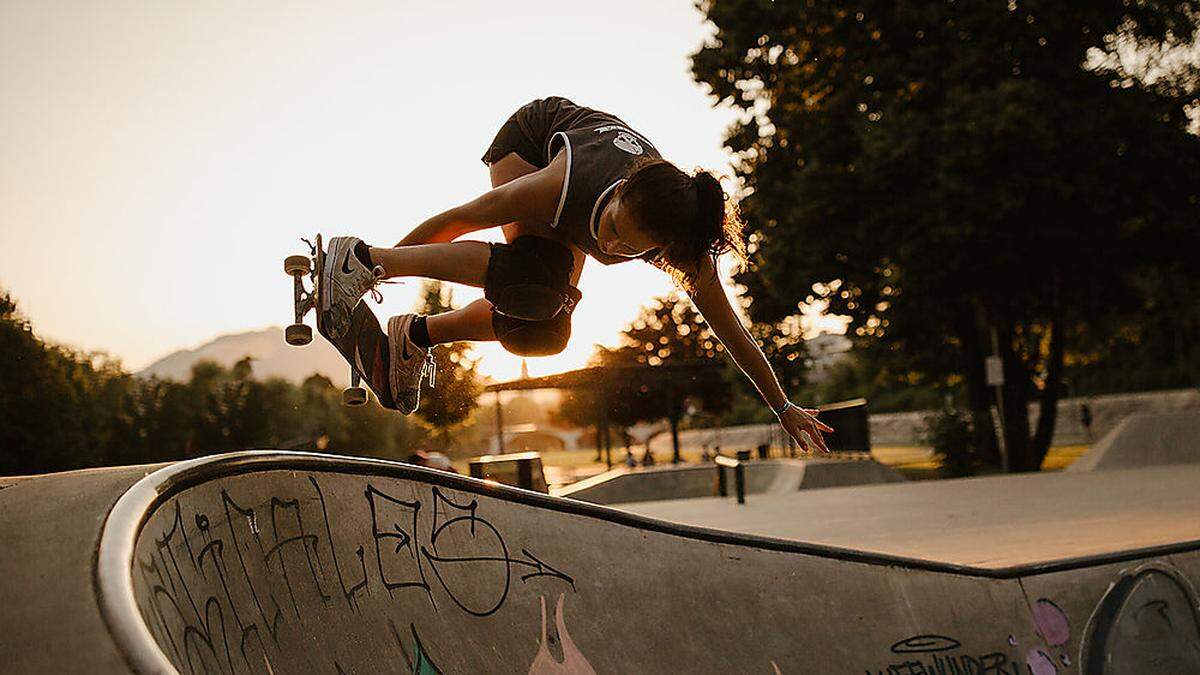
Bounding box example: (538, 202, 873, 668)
(685, 255, 833, 453)
(396, 155, 565, 246)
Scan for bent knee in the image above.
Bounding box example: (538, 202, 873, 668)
(491, 310, 571, 357)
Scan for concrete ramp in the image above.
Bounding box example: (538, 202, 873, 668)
(1069, 410, 1200, 471)
(556, 458, 905, 505)
(4, 451, 1200, 673)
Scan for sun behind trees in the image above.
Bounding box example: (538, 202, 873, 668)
(552, 294, 742, 459)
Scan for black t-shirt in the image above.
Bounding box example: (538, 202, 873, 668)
(534, 98, 666, 266)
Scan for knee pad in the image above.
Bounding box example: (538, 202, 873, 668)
(485, 236, 581, 322)
(492, 307, 573, 357)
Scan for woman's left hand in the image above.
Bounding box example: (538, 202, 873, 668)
(778, 406, 835, 454)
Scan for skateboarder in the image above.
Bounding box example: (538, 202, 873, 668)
(320, 96, 833, 452)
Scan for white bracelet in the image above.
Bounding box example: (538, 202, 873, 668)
(772, 400, 796, 416)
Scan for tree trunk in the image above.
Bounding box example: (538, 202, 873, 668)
(956, 304, 1001, 465)
(1030, 273, 1066, 468)
(994, 314, 1035, 472)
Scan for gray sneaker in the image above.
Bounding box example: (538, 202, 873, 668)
(320, 236, 384, 338)
(387, 314, 436, 414)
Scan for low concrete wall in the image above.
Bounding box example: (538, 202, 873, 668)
(558, 459, 906, 505)
(651, 388, 1199, 454)
(871, 388, 1199, 446)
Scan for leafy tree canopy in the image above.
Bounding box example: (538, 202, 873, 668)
(693, 0, 1200, 470)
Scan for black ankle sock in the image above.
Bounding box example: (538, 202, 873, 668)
(408, 315, 433, 349)
(354, 241, 373, 267)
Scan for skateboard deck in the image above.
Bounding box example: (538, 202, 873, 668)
(318, 301, 397, 411)
(299, 235, 397, 410)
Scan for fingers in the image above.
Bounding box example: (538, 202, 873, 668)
(787, 422, 827, 454)
(800, 408, 835, 433)
(805, 426, 831, 453)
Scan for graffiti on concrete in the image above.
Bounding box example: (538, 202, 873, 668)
(133, 474, 574, 674)
(528, 593, 596, 675)
(1078, 565, 1200, 674)
(871, 563, 1200, 675)
(867, 634, 1018, 674)
(369, 484, 574, 617)
(390, 620, 444, 675)
(1023, 599, 1072, 673)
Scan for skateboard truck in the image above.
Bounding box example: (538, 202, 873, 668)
(284, 246, 315, 346)
(344, 370, 367, 406)
(285, 235, 376, 408)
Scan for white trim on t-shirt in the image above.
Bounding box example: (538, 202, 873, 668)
(549, 132, 571, 229)
(589, 179, 625, 240)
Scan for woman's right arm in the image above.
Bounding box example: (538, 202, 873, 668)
(395, 156, 565, 246)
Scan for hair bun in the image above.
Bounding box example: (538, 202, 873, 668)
(691, 170, 725, 235)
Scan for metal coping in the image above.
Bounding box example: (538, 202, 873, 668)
(95, 450, 1200, 674)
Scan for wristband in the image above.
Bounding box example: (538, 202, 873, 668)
(772, 400, 796, 416)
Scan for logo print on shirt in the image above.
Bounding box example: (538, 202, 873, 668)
(613, 132, 643, 155)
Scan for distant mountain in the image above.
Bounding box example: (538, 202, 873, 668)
(138, 327, 355, 386)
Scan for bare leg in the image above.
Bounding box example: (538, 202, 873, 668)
(488, 153, 587, 284)
(425, 298, 496, 343)
(388, 152, 584, 350)
(368, 241, 491, 287)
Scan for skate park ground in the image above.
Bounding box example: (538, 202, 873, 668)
(1, 412, 1197, 673)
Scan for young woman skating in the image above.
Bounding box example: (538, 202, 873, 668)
(319, 96, 832, 452)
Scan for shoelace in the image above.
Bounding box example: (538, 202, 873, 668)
(421, 348, 437, 388)
(366, 265, 398, 304)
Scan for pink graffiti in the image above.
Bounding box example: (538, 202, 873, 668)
(1032, 599, 1070, 646)
(1026, 648, 1057, 675)
(529, 594, 596, 675)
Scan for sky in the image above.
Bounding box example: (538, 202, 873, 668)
(0, 1, 835, 383)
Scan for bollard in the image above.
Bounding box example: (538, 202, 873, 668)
(715, 454, 745, 503)
(734, 450, 750, 504)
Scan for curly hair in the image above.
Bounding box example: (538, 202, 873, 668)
(618, 158, 746, 293)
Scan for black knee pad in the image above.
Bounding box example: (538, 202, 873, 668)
(485, 235, 581, 322)
(492, 306, 574, 357)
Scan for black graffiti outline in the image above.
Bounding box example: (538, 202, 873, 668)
(890, 634, 962, 654)
(220, 489, 285, 647)
(195, 509, 275, 672)
(152, 502, 232, 674)
(391, 619, 445, 674)
(366, 483, 433, 602)
(310, 476, 369, 612)
(419, 487, 574, 617)
(132, 474, 576, 672)
(265, 495, 332, 619)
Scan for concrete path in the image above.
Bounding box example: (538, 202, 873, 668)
(620, 465, 1200, 569)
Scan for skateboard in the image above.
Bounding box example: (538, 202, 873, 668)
(284, 235, 397, 410)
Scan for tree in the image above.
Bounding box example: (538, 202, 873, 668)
(410, 281, 483, 451)
(0, 292, 425, 475)
(693, 1, 1200, 470)
(554, 293, 735, 462)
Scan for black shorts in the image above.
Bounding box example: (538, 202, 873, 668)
(481, 96, 583, 168)
(485, 235, 582, 357)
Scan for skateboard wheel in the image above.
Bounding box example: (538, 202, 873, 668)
(343, 386, 368, 407)
(285, 324, 312, 346)
(285, 255, 311, 276)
